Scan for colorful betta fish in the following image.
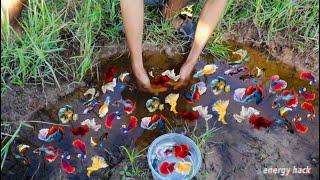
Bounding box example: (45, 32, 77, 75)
(292, 115, 308, 134)
(249, 115, 274, 129)
(120, 116, 138, 133)
(83, 100, 100, 114)
(184, 82, 207, 103)
(81, 118, 101, 132)
(105, 111, 122, 128)
(212, 100, 229, 124)
(269, 75, 287, 93)
(33, 146, 59, 163)
(233, 106, 260, 123)
(224, 66, 248, 76)
(99, 96, 111, 118)
(234, 85, 263, 104)
(176, 161, 192, 175)
(299, 87, 316, 101)
(140, 114, 166, 130)
(179, 111, 200, 122)
(165, 93, 179, 114)
(272, 89, 298, 108)
(193, 64, 218, 78)
(118, 72, 130, 83)
(239, 67, 265, 82)
(210, 76, 230, 95)
(161, 69, 180, 81)
(102, 78, 117, 93)
(228, 49, 249, 67)
(146, 97, 164, 112)
(72, 139, 87, 160)
(61, 152, 75, 174)
(87, 156, 108, 177)
(299, 71, 316, 86)
(71, 125, 90, 137)
(159, 162, 175, 175)
(83, 88, 100, 107)
(58, 105, 78, 124)
(275, 108, 294, 134)
(101, 66, 117, 83)
(38, 126, 64, 142)
(301, 102, 315, 120)
(192, 106, 212, 121)
(113, 99, 136, 114)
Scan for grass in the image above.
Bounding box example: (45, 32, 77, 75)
(120, 146, 149, 179)
(1, 0, 318, 92)
(1, 122, 33, 170)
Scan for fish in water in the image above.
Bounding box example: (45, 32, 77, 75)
(228, 49, 249, 67)
(120, 116, 138, 133)
(301, 102, 315, 120)
(224, 66, 248, 76)
(272, 89, 298, 108)
(72, 139, 87, 160)
(249, 115, 274, 129)
(212, 100, 229, 124)
(239, 67, 266, 82)
(193, 64, 218, 78)
(179, 111, 200, 122)
(269, 75, 287, 94)
(299, 87, 316, 101)
(299, 71, 316, 86)
(292, 115, 308, 134)
(210, 76, 230, 95)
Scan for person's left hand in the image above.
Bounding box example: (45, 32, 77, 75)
(174, 60, 196, 90)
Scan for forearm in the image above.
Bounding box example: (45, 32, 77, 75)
(186, 0, 227, 64)
(120, 0, 144, 68)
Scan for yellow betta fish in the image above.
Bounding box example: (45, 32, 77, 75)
(87, 156, 108, 177)
(165, 93, 179, 114)
(99, 96, 111, 118)
(176, 161, 192, 175)
(193, 64, 218, 78)
(212, 100, 229, 124)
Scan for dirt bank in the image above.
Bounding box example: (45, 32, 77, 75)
(222, 22, 319, 79)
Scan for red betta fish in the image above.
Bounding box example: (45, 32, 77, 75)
(105, 111, 122, 129)
(299, 71, 316, 86)
(120, 116, 138, 133)
(46, 126, 64, 142)
(101, 66, 117, 83)
(249, 115, 274, 129)
(299, 87, 316, 101)
(301, 102, 315, 120)
(174, 144, 190, 158)
(61, 152, 75, 174)
(71, 125, 89, 137)
(72, 139, 87, 160)
(42, 146, 59, 163)
(179, 111, 200, 122)
(151, 75, 170, 87)
(292, 115, 308, 134)
(159, 161, 175, 175)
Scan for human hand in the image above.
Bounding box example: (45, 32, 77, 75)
(132, 63, 167, 95)
(174, 60, 196, 90)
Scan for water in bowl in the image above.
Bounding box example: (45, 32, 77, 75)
(150, 141, 197, 180)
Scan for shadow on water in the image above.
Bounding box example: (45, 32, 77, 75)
(1, 46, 319, 179)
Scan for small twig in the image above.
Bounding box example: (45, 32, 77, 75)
(1, 132, 20, 137)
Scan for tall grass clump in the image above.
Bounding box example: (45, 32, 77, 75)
(1, 0, 69, 92)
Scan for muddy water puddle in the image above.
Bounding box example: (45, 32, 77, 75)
(2, 47, 319, 179)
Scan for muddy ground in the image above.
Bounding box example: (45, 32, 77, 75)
(1, 26, 319, 180)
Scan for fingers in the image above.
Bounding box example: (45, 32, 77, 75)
(173, 79, 188, 90)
